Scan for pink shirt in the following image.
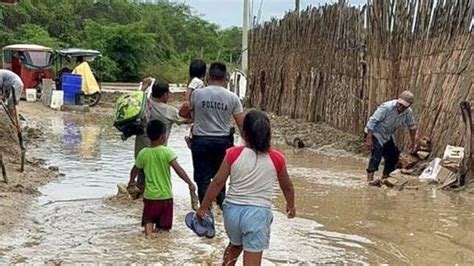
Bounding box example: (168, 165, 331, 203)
(225, 146, 285, 208)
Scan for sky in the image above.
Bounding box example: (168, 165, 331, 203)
(178, 0, 367, 28)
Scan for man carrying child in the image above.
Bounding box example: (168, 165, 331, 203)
(189, 62, 244, 209)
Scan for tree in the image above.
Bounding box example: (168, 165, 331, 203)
(0, 0, 242, 82)
(13, 23, 61, 48)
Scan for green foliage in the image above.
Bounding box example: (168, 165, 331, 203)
(13, 23, 61, 48)
(0, 0, 242, 82)
(81, 20, 156, 81)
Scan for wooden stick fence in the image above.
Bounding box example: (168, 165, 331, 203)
(248, 0, 473, 155)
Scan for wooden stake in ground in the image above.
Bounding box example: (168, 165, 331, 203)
(10, 87, 25, 173)
(0, 153, 8, 184)
(14, 108, 25, 173)
(458, 101, 472, 186)
(441, 101, 472, 190)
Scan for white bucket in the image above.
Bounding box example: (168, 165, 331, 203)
(26, 89, 37, 102)
(50, 90, 64, 110)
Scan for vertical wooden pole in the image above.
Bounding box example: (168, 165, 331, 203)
(242, 0, 249, 74)
(0, 153, 8, 184)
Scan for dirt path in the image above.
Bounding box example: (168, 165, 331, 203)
(0, 104, 377, 264)
(269, 114, 365, 154)
(0, 92, 365, 238)
(4, 93, 473, 264)
(0, 99, 117, 237)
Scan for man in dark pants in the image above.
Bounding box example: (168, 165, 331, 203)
(365, 90, 418, 183)
(190, 62, 244, 209)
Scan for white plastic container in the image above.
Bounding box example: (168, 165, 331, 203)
(50, 90, 64, 109)
(26, 89, 37, 102)
(443, 145, 464, 161)
(419, 158, 442, 180)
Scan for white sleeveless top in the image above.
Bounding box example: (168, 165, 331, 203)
(224, 146, 285, 208)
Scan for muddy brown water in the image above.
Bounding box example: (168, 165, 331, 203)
(0, 113, 473, 264)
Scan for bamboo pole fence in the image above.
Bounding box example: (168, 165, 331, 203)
(248, 0, 473, 155)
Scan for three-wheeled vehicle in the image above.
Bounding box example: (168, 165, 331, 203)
(2, 44, 54, 99)
(55, 48, 102, 107)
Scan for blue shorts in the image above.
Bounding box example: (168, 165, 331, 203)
(223, 202, 273, 252)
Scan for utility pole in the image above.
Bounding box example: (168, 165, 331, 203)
(295, 0, 300, 12)
(241, 0, 249, 74)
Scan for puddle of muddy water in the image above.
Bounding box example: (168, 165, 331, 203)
(274, 152, 474, 265)
(0, 114, 375, 264)
(1, 111, 473, 265)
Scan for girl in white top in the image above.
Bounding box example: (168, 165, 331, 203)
(180, 59, 206, 118)
(197, 110, 296, 266)
(180, 59, 206, 148)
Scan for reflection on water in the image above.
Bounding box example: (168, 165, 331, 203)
(0, 114, 374, 264)
(274, 160, 474, 265)
(1, 112, 473, 264)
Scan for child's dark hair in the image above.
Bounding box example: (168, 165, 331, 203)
(151, 81, 169, 98)
(189, 59, 207, 79)
(243, 110, 271, 153)
(208, 62, 227, 81)
(146, 120, 166, 142)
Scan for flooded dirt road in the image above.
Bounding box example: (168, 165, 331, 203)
(0, 105, 473, 264)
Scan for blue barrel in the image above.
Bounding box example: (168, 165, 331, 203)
(62, 73, 82, 105)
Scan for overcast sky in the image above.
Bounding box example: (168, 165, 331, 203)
(178, 0, 366, 28)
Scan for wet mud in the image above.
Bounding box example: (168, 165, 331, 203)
(0, 103, 59, 235)
(0, 101, 473, 264)
(269, 114, 366, 155)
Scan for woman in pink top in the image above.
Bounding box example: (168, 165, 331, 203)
(197, 110, 296, 265)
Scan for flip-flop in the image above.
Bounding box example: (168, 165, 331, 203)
(185, 212, 195, 231)
(185, 212, 207, 237)
(205, 223, 215, 238)
(194, 215, 209, 237)
(204, 211, 216, 239)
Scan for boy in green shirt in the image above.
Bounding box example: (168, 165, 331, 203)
(129, 120, 196, 236)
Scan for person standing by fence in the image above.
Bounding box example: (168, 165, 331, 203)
(365, 90, 418, 183)
(190, 62, 244, 209)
